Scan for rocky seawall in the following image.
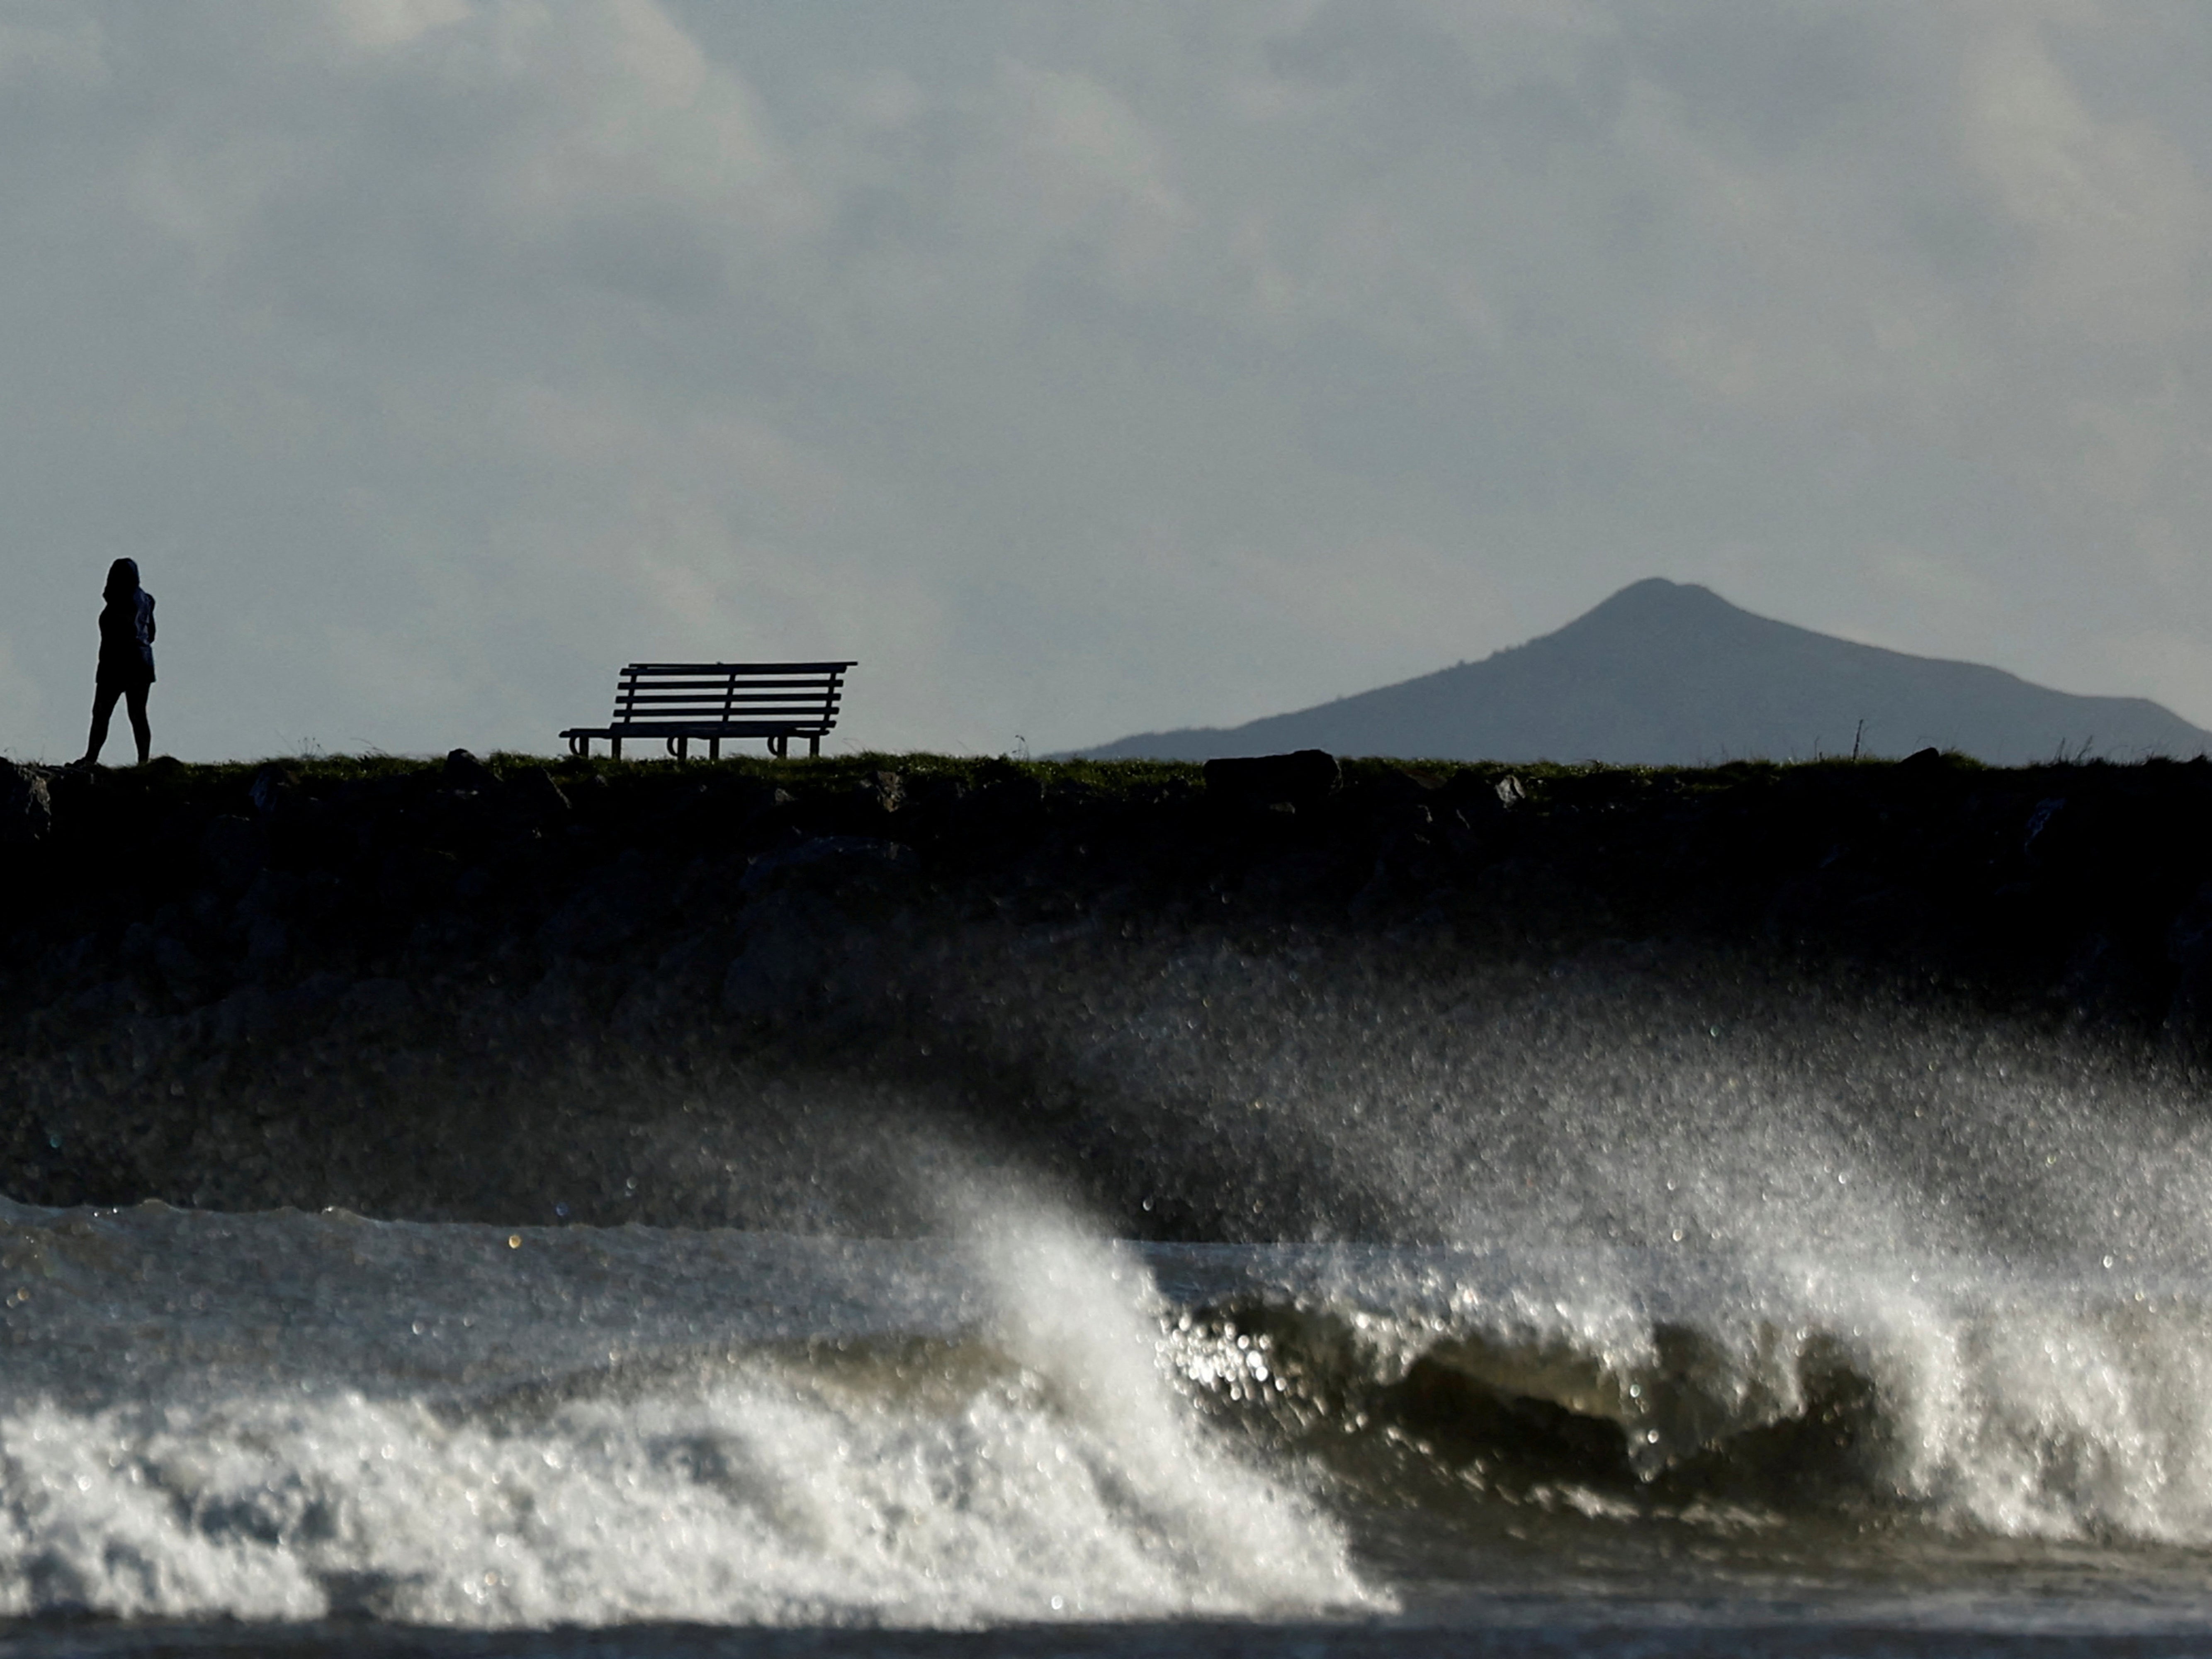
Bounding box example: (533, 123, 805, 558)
(3, 747, 2212, 1238)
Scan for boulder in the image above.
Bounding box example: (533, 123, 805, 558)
(0, 761, 51, 844)
(720, 891, 842, 1020)
(154, 933, 207, 1003)
(738, 835, 917, 897)
(537, 850, 671, 957)
(338, 976, 418, 1032)
(2165, 883, 2212, 1062)
(505, 766, 571, 820)
(248, 764, 299, 816)
(951, 769, 1045, 838)
(855, 770, 904, 814)
(1203, 750, 1341, 809)
(199, 814, 266, 891)
(444, 748, 498, 791)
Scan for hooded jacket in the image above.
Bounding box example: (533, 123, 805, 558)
(96, 559, 156, 686)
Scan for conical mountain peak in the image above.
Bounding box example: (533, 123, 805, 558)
(1078, 580, 2209, 766)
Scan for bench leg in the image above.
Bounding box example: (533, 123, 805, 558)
(612, 736, 622, 761)
(678, 736, 689, 760)
(809, 735, 820, 758)
(709, 737, 720, 761)
(768, 735, 786, 760)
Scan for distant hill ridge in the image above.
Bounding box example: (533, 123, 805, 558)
(1078, 578, 2211, 766)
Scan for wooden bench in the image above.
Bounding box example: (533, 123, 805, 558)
(561, 661, 855, 760)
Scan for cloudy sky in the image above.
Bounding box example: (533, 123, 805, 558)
(2, 0, 2210, 761)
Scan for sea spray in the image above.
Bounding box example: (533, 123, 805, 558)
(964, 1208, 1370, 1614)
(1153, 1238, 2212, 1552)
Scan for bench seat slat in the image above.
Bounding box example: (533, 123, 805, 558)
(612, 706, 843, 718)
(613, 707, 843, 718)
(564, 721, 835, 737)
(621, 720, 833, 732)
(617, 709, 831, 720)
(614, 713, 839, 724)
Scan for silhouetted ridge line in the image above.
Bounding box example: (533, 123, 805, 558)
(1076, 578, 2212, 766)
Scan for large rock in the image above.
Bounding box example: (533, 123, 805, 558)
(2165, 882, 2212, 1063)
(443, 748, 498, 791)
(1202, 750, 1341, 809)
(739, 835, 917, 896)
(721, 892, 842, 1020)
(199, 815, 266, 892)
(0, 761, 51, 844)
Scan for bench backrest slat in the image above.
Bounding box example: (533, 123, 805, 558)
(616, 689, 848, 702)
(606, 661, 853, 728)
(616, 705, 846, 717)
(617, 683, 845, 696)
(625, 661, 855, 674)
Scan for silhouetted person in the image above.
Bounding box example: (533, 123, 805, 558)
(80, 558, 155, 766)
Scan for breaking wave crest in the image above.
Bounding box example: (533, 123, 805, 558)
(1161, 1243, 2212, 1550)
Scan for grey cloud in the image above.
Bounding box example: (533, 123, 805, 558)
(1626, 3, 1893, 153)
(1, 1, 2210, 762)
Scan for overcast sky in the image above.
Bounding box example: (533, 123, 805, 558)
(3, 0, 2210, 761)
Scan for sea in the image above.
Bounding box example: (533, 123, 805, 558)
(9, 948, 2212, 1657)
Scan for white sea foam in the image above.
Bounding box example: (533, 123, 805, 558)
(0, 1370, 1361, 1627)
(0, 1202, 1370, 1628)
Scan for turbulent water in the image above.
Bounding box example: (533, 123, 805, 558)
(15, 949, 2212, 1654)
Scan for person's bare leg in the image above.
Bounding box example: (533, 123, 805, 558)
(126, 684, 151, 765)
(82, 682, 120, 765)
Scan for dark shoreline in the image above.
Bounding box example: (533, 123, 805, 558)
(4, 748, 2211, 1235)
